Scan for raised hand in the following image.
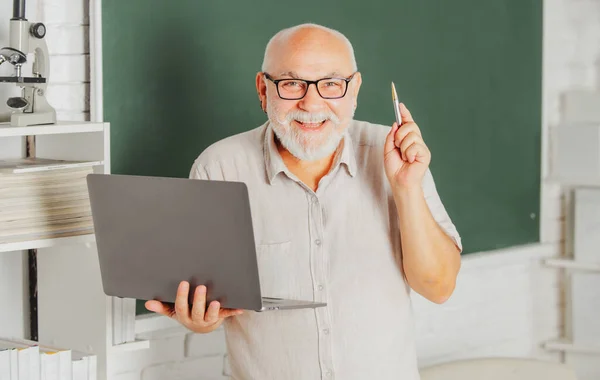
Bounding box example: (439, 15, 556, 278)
(384, 103, 431, 191)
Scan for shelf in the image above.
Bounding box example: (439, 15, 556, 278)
(0, 158, 104, 173)
(543, 258, 600, 272)
(546, 176, 600, 188)
(543, 339, 600, 355)
(0, 121, 105, 137)
(0, 233, 96, 253)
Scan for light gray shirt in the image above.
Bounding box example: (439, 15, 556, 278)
(189, 120, 462, 380)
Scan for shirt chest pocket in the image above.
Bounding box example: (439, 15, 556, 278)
(255, 240, 298, 299)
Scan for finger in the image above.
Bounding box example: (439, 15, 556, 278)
(394, 122, 421, 150)
(384, 122, 400, 158)
(405, 142, 428, 163)
(145, 300, 175, 317)
(399, 103, 414, 123)
(399, 132, 423, 161)
(204, 301, 221, 324)
(190, 285, 207, 323)
(219, 308, 245, 319)
(174, 281, 191, 324)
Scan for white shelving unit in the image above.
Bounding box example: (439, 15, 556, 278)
(1, 1, 150, 378)
(543, 251, 600, 356)
(0, 120, 147, 380)
(541, 90, 600, 380)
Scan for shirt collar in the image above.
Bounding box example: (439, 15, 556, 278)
(263, 121, 357, 185)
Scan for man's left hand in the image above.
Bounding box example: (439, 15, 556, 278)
(384, 103, 431, 191)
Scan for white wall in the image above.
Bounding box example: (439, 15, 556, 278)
(1, 0, 598, 378)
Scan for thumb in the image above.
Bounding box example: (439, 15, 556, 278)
(399, 103, 414, 123)
(145, 300, 172, 316)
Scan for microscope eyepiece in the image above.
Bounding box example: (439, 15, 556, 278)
(12, 0, 27, 21)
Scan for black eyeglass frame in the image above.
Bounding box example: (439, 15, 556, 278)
(263, 72, 357, 100)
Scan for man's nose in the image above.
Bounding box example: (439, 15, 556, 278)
(298, 83, 325, 112)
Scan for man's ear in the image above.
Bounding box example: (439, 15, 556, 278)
(256, 72, 267, 112)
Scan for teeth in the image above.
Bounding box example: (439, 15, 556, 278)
(297, 120, 325, 128)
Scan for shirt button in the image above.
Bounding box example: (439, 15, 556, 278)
(315, 239, 321, 246)
(323, 328, 330, 335)
(326, 370, 333, 377)
(318, 285, 324, 291)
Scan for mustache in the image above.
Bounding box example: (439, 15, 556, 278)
(284, 110, 340, 124)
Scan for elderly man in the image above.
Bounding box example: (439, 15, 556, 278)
(146, 23, 462, 380)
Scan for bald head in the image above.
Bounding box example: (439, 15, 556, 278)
(261, 23, 357, 75)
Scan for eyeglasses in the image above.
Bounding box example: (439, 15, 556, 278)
(263, 72, 356, 100)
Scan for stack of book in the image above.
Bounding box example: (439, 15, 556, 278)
(0, 158, 102, 244)
(0, 339, 98, 380)
(0, 337, 96, 380)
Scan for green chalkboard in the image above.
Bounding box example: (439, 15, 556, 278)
(101, 1, 542, 314)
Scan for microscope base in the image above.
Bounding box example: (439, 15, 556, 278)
(11, 110, 56, 127)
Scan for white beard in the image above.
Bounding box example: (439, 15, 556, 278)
(267, 103, 353, 161)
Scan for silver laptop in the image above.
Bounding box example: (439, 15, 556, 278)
(86, 173, 326, 312)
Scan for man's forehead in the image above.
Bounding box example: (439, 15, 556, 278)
(274, 70, 347, 79)
(269, 51, 354, 79)
(266, 30, 354, 78)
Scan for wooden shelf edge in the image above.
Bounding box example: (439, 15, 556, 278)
(0, 233, 96, 253)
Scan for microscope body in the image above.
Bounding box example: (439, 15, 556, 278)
(0, 16, 57, 127)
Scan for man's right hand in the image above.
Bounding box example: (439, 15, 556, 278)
(145, 281, 244, 334)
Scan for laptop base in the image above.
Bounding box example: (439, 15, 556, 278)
(259, 297, 327, 311)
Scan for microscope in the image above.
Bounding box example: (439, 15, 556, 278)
(0, 0, 56, 127)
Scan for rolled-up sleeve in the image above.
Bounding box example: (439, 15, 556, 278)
(422, 169, 462, 253)
(189, 160, 210, 180)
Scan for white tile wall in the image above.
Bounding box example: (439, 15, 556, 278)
(562, 91, 600, 124)
(1, 0, 598, 378)
(41, 0, 89, 25)
(45, 26, 89, 55)
(42, 0, 91, 123)
(50, 55, 90, 83)
(412, 245, 561, 365)
(555, 125, 600, 181)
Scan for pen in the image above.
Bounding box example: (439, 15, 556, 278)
(391, 82, 402, 126)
